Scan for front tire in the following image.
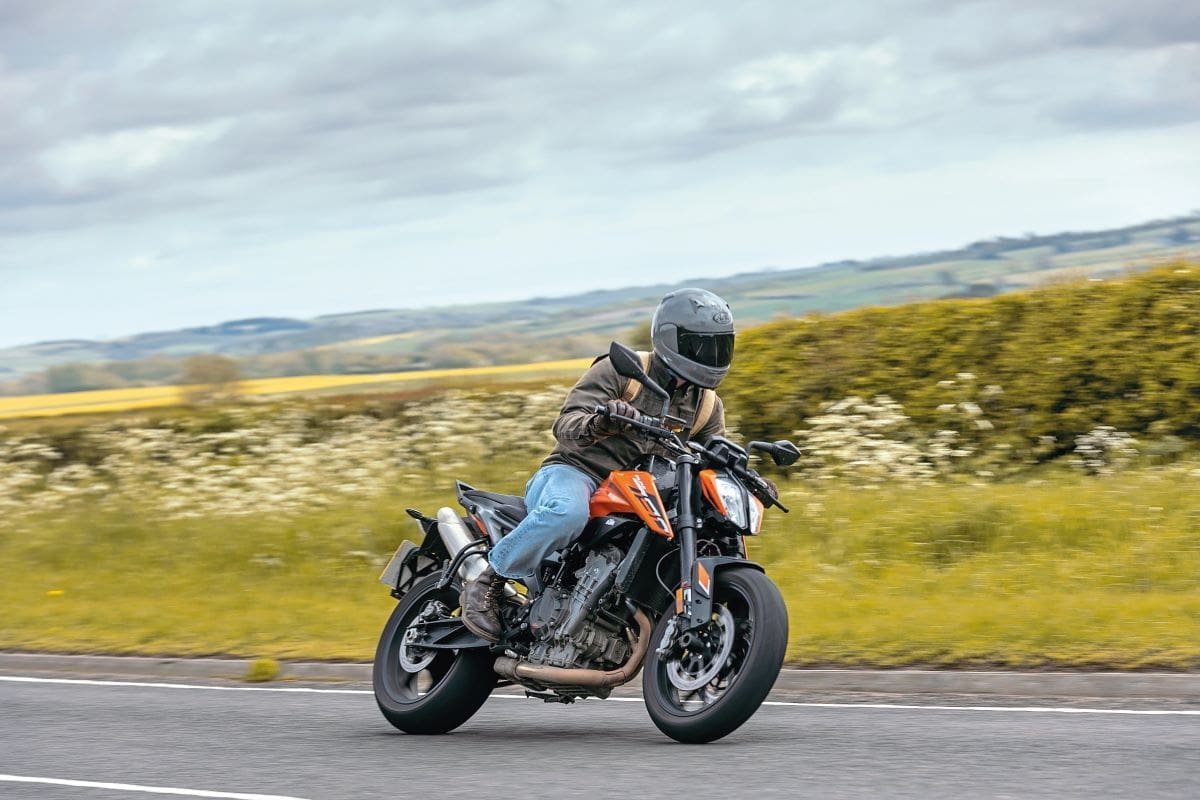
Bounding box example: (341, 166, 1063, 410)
(643, 567, 788, 743)
(373, 572, 496, 734)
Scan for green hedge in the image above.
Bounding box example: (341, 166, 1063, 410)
(723, 264, 1200, 461)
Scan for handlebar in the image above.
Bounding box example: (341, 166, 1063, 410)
(594, 404, 789, 512)
(593, 405, 678, 442)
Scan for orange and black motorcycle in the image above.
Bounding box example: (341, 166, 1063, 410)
(373, 342, 798, 743)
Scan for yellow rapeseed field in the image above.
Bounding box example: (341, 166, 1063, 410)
(0, 358, 592, 420)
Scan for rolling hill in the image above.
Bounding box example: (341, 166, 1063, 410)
(3, 212, 1198, 392)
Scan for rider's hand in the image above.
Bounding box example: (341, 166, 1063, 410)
(592, 399, 638, 436)
(748, 470, 778, 500)
(761, 477, 779, 499)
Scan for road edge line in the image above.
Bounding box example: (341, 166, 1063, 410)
(1, 652, 1198, 699)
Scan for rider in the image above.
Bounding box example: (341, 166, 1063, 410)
(461, 287, 737, 641)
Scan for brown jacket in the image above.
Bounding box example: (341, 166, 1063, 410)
(541, 352, 726, 484)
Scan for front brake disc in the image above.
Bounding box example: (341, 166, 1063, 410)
(665, 605, 736, 692)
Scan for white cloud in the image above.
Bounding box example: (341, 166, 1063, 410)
(0, 0, 1197, 347)
(39, 121, 230, 191)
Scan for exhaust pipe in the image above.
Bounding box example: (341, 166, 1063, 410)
(493, 608, 653, 689)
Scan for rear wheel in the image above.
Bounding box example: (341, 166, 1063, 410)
(643, 567, 788, 743)
(373, 572, 496, 734)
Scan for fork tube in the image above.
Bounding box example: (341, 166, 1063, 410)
(674, 454, 699, 619)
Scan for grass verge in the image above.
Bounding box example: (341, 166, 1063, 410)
(2, 463, 1198, 669)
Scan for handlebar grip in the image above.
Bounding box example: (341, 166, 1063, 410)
(594, 404, 654, 429)
(595, 403, 651, 422)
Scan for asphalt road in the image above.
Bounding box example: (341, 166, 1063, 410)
(2, 677, 1198, 800)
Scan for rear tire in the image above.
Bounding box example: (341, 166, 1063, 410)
(373, 572, 496, 734)
(643, 567, 788, 743)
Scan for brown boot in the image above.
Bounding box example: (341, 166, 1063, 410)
(460, 565, 505, 643)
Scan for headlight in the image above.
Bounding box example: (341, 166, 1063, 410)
(700, 469, 758, 531)
(713, 474, 748, 528)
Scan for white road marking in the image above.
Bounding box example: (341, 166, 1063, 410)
(0, 774, 309, 799)
(760, 701, 1200, 715)
(3, 675, 1198, 715)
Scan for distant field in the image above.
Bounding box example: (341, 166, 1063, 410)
(310, 331, 422, 351)
(0, 358, 591, 420)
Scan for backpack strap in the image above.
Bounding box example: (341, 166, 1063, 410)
(691, 389, 717, 437)
(619, 350, 716, 438)
(620, 351, 653, 403)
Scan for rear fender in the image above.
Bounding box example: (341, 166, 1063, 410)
(682, 556, 764, 629)
(378, 509, 451, 600)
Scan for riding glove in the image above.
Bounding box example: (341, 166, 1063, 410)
(591, 399, 639, 437)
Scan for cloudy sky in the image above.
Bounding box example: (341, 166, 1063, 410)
(1, 0, 1197, 347)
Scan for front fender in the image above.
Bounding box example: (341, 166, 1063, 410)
(682, 556, 765, 628)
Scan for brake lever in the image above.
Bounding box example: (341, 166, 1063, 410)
(765, 494, 790, 513)
(743, 467, 789, 512)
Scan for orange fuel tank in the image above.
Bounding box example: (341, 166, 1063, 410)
(588, 470, 674, 539)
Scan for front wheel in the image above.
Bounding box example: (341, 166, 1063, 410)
(373, 572, 496, 734)
(643, 567, 788, 743)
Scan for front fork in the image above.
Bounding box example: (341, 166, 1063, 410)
(669, 455, 763, 637)
(676, 453, 700, 628)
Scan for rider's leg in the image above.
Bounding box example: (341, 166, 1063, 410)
(489, 464, 598, 579)
(461, 464, 597, 641)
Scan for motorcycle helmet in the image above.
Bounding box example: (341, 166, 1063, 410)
(650, 288, 735, 389)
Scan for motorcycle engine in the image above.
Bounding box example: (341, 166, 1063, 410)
(525, 546, 630, 669)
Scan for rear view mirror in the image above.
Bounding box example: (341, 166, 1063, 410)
(608, 342, 646, 381)
(749, 440, 801, 467)
(608, 342, 669, 400)
(769, 440, 801, 467)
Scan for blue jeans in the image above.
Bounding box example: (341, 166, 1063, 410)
(488, 464, 599, 579)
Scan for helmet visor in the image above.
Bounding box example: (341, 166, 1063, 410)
(676, 329, 734, 369)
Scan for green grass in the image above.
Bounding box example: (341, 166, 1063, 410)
(756, 467, 1200, 669)
(0, 462, 531, 661)
(243, 658, 282, 682)
(3, 461, 1199, 669)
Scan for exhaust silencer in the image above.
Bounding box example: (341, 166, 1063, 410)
(435, 507, 525, 604)
(436, 507, 489, 583)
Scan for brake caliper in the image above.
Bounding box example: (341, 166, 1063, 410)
(655, 615, 683, 660)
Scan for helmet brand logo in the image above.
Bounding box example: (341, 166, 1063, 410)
(713, 311, 732, 324)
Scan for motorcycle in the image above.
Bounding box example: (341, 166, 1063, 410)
(373, 341, 798, 743)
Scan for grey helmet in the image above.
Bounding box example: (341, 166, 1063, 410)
(650, 288, 735, 389)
